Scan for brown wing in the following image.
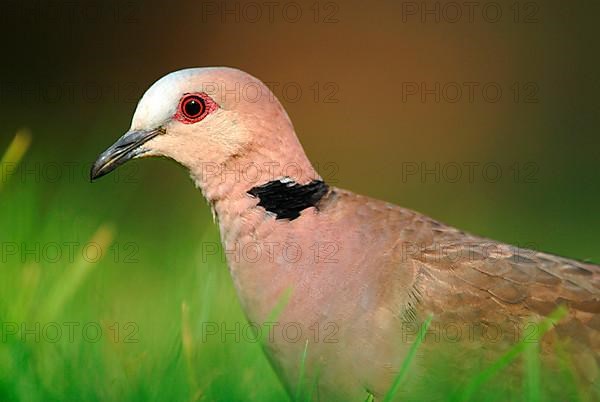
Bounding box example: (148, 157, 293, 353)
(390, 206, 600, 385)
(323, 188, 599, 333)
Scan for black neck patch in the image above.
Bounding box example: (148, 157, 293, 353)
(247, 179, 329, 220)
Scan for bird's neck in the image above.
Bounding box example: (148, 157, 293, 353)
(188, 134, 322, 244)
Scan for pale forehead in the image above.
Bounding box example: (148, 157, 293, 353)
(131, 68, 209, 130)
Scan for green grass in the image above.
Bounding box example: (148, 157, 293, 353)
(0, 131, 287, 401)
(0, 132, 596, 401)
(456, 306, 567, 402)
(383, 314, 432, 402)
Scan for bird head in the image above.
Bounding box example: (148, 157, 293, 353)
(91, 67, 316, 194)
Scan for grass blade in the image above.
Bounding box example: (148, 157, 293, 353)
(294, 339, 309, 401)
(265, 287, 293, 324)
(0, 128, 32, 192)
(458, 305, 567, 402)
(383, 314, 433, 402)
(182, 301, 202, 401)
(554, 340, 584, 402)
(38, 223, 115, 322)
(524, 340, 541, 402)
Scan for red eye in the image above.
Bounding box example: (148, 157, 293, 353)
(183, 95, 205, 118)
(175, 93, 218, 124)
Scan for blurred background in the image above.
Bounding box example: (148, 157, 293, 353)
(0, 0, 598, 400)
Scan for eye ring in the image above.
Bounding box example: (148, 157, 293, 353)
(175, 93, 218, 124)
(181, 95, 205, 119)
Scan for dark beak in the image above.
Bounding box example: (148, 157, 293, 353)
(90, 128, 163, 181)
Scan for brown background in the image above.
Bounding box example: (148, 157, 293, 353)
(1, 0, 598, 261)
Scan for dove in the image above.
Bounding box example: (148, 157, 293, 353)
(91, 67, 599, 401)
